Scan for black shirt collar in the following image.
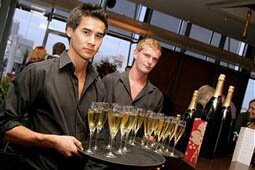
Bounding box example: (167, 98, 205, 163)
(119, 71, 155, 93)
(58, 51, 98, 79)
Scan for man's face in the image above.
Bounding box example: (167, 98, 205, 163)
(66, 16, 106, 60)
(248, 101, 255, 121)
(133, 45, 161, 74)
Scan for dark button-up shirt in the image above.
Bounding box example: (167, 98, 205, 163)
(0, 51, 105, 170)
(102, 71, 163, 112)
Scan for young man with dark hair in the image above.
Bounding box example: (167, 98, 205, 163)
(0, 3, 108, 170)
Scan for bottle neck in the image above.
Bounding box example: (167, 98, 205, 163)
(223, 86, 234, 107)
(188, 91, 199, 111)
(213, 80, 224, 98)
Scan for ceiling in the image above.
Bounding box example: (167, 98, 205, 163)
(20, 0, 255, 71)
(27, 0, 255, 46)
(128, 0, 255, 47)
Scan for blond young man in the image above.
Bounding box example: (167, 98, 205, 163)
(103, 38, 163, 112)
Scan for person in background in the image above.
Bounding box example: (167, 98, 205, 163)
(233, 99, 255, 164)
(0, 3, 108, 170)
(234, 99, 255, 133)
(103, 38, 164, 112)
(26, 46, 47, 65)
(46, 42, 66, 59)
(195, 84, 215, 117)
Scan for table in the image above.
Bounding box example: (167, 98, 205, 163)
(162, 155, 255, 170)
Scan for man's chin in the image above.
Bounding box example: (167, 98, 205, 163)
(250, 118, 255, 123)
(80, 55, 93, 61)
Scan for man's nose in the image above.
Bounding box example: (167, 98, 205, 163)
(88, 35, 96, 46)
(147, 57, 153, 65)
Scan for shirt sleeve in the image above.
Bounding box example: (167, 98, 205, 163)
(0, 64, 43, 139)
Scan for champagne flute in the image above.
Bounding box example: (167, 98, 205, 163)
(104, 103, 118, 149)
(143, 110, 156, 149)
(105, 104, 123, 158)
(154, 113, 165, 152)
(170, 119, 186, 157)
(122, 106, 137, 153)
(130, 108, 146, 145)
(93, 102, 109, 151)
(150, 113, 160, 148)
(85, 102, 99, 155)
(157, 116, 172, 152)
(115, 106, 129, 154)
(164, 117, 178, 153)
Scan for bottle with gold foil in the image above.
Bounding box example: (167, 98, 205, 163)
(182, 90, 199, 121)
(200, 74, 225, 158)
(216, 86, 235, 155)
(177, 90, 199, 152)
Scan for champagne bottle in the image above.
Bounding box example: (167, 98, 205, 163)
(200, 74, 225, 158)
(177, 90, 199, 152)
(216, 86, 234, 155)
(182, 90, 199, 121)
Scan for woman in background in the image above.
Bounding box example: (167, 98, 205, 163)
(26, 46, 47, 65)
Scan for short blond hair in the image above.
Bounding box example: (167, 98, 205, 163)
(136, 38, 161, 53)
(28, 46, 47, 63)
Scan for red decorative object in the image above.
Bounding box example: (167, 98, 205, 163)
(184, 118, 207, 165)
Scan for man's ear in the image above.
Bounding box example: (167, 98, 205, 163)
(133, 49, 138, 60)
(66, 27, 73, 39)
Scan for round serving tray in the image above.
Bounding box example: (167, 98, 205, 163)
(79, 141, 165, 168)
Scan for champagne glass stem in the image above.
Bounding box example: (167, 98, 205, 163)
(115, 133, 124, 154)
(131, 131, 137, 145)
(165, 136, 173, 153)
(93, 130, 99, 150)
(86, 131, 95, 154)
(123, 131, 131, 152)
(172, 142, 177, 156)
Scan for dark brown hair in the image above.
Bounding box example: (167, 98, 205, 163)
(66, 3, 108, 33)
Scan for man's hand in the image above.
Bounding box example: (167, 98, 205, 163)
(5, 126, 84, 157)
(50, 135, 84, 157)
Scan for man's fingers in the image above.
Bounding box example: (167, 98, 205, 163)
(73, 137, 84, 151)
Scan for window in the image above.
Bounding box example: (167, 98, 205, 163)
(49, 19, 66, 33)
(185, 50, 206, 60)
(108, 0, 137, 18)
(2, 8, 48, 75)
(94, 35, 131, 72)
(210, 32, 221, 47)
(224, 37, 246, 56)
(241, 79, 255, 112)
(189, 24, 212, 44)
(13, 9, 47, 46)
(150, 10, 181, 33)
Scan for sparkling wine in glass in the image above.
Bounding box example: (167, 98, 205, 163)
(164, 116, 178, 153)
(170, 118, 186, 157)
(122, 106, 137, 153)
(115, 107, 129, 155)
(93, 102, 109, 151)
(85, 102, 99, 155)
(130, 108, 145, 145)
(105, 105, 123, 158)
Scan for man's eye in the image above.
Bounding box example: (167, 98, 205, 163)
(84, 31, 90, 35)
(96, 34, 103, 39)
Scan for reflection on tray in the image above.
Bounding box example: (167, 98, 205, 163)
(80, 140, 165, 167)
(133, 137, 184, 159)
